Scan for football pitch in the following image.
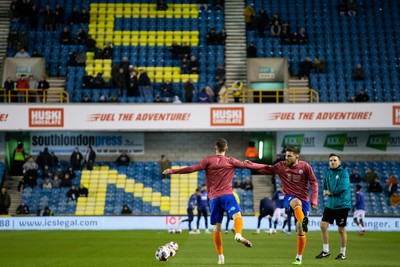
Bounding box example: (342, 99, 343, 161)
(0, 230, 399, 266)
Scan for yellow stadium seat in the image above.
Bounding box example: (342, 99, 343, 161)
(165, 9, 173, 18)
(109, 170, 118, 175)
(149, 10, 157, 18)
(140, 8, 149, 18)
(190, 9, 199, 18)
(182, 8, 190, 18)
(172, 73, 181, 83)
(189, 74, 199, 82)
(160, 206, 170, 211)
(156, 10, 165, 18)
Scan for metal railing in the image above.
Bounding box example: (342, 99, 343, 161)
(221, 88, 319, 103)
(0, 88, 69, 103)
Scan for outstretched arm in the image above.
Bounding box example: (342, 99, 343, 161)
(163, 160, 207, 175)
(240, 160, 276, 175)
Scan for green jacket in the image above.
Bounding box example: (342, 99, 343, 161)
(323, 165, 352, 210)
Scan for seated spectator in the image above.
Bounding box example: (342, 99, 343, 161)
(102, 42, 113, 59)
(290, 31, 299, 45)
(180, 58, 189, 74)
(256, 9, 269, 38)
(188, 56, 200, 74)
(314, 58, 327, 73)
(197, 88, 211, 103)
(15, 47, 30, 58)
(67, 185, 79, 201)
(64, 166, 76, 180)
(52, 175, 61, 188)
(206, 28, 218, 45)
(181, 42, 191, 58)
(386, 175, 398, 197)
(116, 151, 131, 166)
(75, 28, 87, 45)
(31, 48, 41, 57)
(80, 8, 90, 24)
(242, 177, 254, 191)
(217, 28, 227, 45)
(78, 184, 89, 198)
(173, 95, 182, 104)
(161, 80, 174, 99)
(215, 65, 226, 81)
(364, 167, 378, 183)
(59, 27, 72, 45)
(348, 0, 357, 16)
(55, 167, 64, 180)
(169, 41, 181, 60)
(154, 94, 163, 103)
(350, 169, 362, 183)
(69, 7, 80, 24)
(280, 27, 291, 44)
(110, 96, 119, 103)
(352, 63, 365, 80)
(205, 86, 215, 102)
(9, 3, 20, 21)
(156, 0, 168, 11)
(354, 90, 369, 102)
(61, 173, 72, 187)
(43, 178, 52, 189)
(390, 192, 400, 206)
(338, 0, 348, 16)
(184, 79, 194, 102)
(368, 177, 382, 193)
(98, 95, 107, 103)
(271, 14, 282, 25)
(299, 57, 314, 80)
(82, 95, 91, 103)
(246, 42, 257, 58)
(16, 202, 29, 215)
(51, 152, 59, 168)
(82, 72, 93, 89)
(298, 27, 308, 44)
(233, 178, 243, 189)
(42, 206, 53, 216)
(86, 35, 96, 52)
(92, 73, 105, 89)
(121, 204, 132, 215)
(42, 5, 53, 31)
(270, 21, 281, 38)
(94, 44, 103, 59)
(7, 31, 19, 50)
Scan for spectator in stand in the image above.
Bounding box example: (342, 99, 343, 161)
(116, 151, 131, 167)
(15, 47, 30, 58)
(92, 73, 105, 89)
(78, 184, 89, 198)
(197, 88, 211, 103)
(64, 166, 76, 180)
(114, 67, 127, 96)
(245, 141, 258, 161)
(214, 0, 224, 10)
(188, 55, 200, 74)
(43, 179, 52, 189)
(338, 0, 348, 16)
(59, 27, 72, 45)
(242, 177, 254, 191)
(181, 57, 189, 74)
(352, 63, 365, 80)
(256, 9, 269, 37)
(61, 173, 73, 188)
(354, 90, 369, 102)
(52, 175, 61, 188)
(298, 28, 308, 44)
(37, 76, 50, 101)
(28, 5, 39, 30)
(232, 80, 243, 103)
(386, 175, 398, 197)
(348, 0, 357, 16)
(216, 64, 226, 81)
(154, 94, 163, 103)
(368, 177, 382, 193)
(170, 41, 181, 60)
(184, 79, 194, 103)
(31, 48, 41, 57)
(218, 85, 228, 103)
(233, 178, 242, 189)
(217, 28, 227, 45)
(42, 206, 53, 216)
(82, 72, 93, 89)
(270, 21, 281, 38)
(85, 146, 96, 171)
(16, 74, 29, 103)
(390, 192, 400, 206)
(350, 169, 361, 183)
(54, 3, 64, 24)
(138, 69, 152, 99)
(7, 31, 19, 51)
(161, 80, 174, 101)
(364, 167, 378, 184)
(299, 57, 314, 80)
(213, 79, 225, 102)
(67, 185, 79, 201)
(198, 0, 208, 11)
(244, 4, 255, 31)
(36, 147, 52, 171)
(86, 35, 96, 52)
(42, 165, 52, 179)
(94, 44, 103, 59)
(69, 7, 80, 24)
(0, 188, 11, 215)
(27, 75, 36, 102)
(158, 155, 172, 178)
(173, 95, 182, 104)
(51, 152, 59, 168)
(80, 8, 90, 24)
(23, 156, 39, 188)
(75, 28, 87, 45)
(102, 42, 113, 59)
(42, 5, 53, 31)
(121, 204, 132, 214)
(314, 58, 327, 73)
(206, 28, 218, 45)
(18, 31, 29, 51)
(156, 0, 168, 11)
(247, 42, 257, 58)
(16, 202, 29, 215)
(70, 147, 83, 170)
(271, 14, 282, 25)
(205, 86, 215, 102)
(280, 27, 290, 44)
(290, 31, 300, 45)
(9, 2, 19, 21)
(181, 42, 191, 58)
(4, 76, 15, 102)
(127, 69, 139, 97)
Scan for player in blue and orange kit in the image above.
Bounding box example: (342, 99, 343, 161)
(163, 138, 264, 264)
(179, 188, 200, 233)
(196, 184, 210, 233)
(353, 184, 365, 236)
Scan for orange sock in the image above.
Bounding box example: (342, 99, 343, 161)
(213, 231, 223, 255)
(297, 234, 306, 255)
(293, 205, 304, 224)
(233, 217, 243, 235)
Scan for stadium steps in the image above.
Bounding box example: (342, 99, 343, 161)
(3, 176, 23, 216)
(287, 79, 311, 103)
(0, 0, 11, 76)
(224, 0, 247, 99)
(44, 78, 66, 103)
(252, 175, 275, 214)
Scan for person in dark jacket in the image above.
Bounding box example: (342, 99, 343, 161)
(116, 152, 131, 166)
(16, 202, 29, 215)
(0, 188, 11, 215)
(121, 204, 132, 215)
(70, 147, 83, 170)
(78, 184, 89, 197)
(66, 185, 79, 201)
(36, 147, 52, 171)
(84, 146, 96, 171)
(138, 69, 152, 99)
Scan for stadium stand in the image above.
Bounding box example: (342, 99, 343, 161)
(245, 0, 400, 102)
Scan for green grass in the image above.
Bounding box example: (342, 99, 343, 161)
(0, 230, 399, 266)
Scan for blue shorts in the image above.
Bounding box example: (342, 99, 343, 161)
(284, 195, 310, 217)
(210, 194, 241, 225)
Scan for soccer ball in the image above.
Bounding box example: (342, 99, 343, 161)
(168, 241, 179, 252)
(168, 228, 175, 234)
(175, 228, 182, 234)
(155, 246, 170, 261)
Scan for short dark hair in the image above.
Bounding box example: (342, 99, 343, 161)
(285, 146, 300, 154)
(329, 153, 341, 160)
(215, 138, 228, 152)
(356, 184, 362, 190)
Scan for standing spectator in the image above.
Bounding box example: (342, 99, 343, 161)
(54, 3, 64, 24)
(0, 188, 11, 215)
(353, 184, 365, 236)
(246, 42, 257, 58)
(196, 184, 210, 233)
(314, 58, 327, 73)
(354, 90, 369, 102)
(181, 42, 191, 58)
(386, 175, 398, 197)
(256, 9, 269, 37)
(116, 151, 130, 167)
(348, 0, 357, 16)
(92, 73, 105, 88)
(29, 5, 39, 30)
(270, 21, 281, 38)
(217, 28, 227, 45)
(316, 154, 351, 261)
(59, 27, 72, 45)
(338, 0, 348, 16)
(364, 167, 378, 184)
(7, 31, 19, 51)
(16, 202, 29, 215)
(37, 76, 50, 102)
(85, 146, 96, 171)
(213, 79, 225, 102)
(184, 79, 194, 103)
(232, 80, 243, 103)
(9, 2, 20, 21)
(15, 47, 30, 58)
(102, 42, 113, 59)
(36, 147, 52, 171)
(350, 169, 361, 183)
(70, 147, 83, 170)
(16, 74, 29, 103)
(242, 177, 254, 191)
(169, 41, 181, 60)
(114, 68, 127, 96)
(138, 69, 152, 99)
(188, 55, 200, 74)
(78, 184, 89, 198)
(158, 154, 172, 178)
(205, 86, 215, 102)
(28, 75, 36, 103)
(4, 76, 15, 102)
(390, 192, 400, 206)
(42, 5, 53, 31)
(76, 28, 87, 45)
(67, 185, 79, 201)
(127, 69, 138, 97)
(11, 141, 27, 176)
(352, 63, 365, 80)
(51, 152, 59, 168)
(181, 57, 189, 74)
(244, 4, 255, 31)
(80, 8, 90, 24)
(69, 7, 80, 24)
(206, 28, 218, 45)
(299, 57, 314, 80)
(86, 35, 96, 52)
(161, 80, 174, 100)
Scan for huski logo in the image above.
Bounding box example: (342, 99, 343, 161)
(324, 134, 347, 151)
(393, 106, 400, 125)
(29, 108, 64, 128)
(366, 133, 390, 151)
(210, 107, 244, 126)
(281, 134, 304, 149)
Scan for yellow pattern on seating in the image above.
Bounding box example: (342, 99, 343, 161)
(169, 166, 198, 215)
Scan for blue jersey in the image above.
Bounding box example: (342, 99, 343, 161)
(355, 191, 365, 210)
(197, 190, 209, 210)
(273, 190, 285, 208)
(188, 193, 198, 210)
(260, 197, 274, 211)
